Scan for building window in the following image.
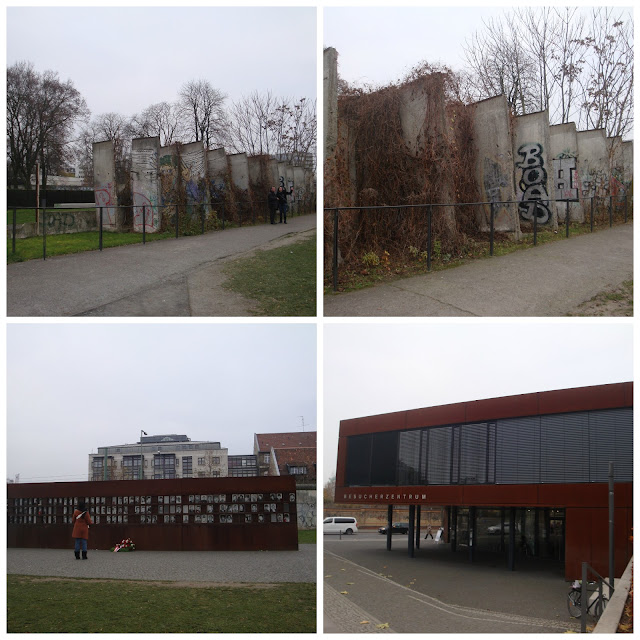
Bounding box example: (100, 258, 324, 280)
(122, 455, 142, 480)
(289, 466, 307, 475)
(198, 457, 205, 466)
(154, 454, 176, 479)
(182, 456, 193, 477)
(212, 456, 220, 465)
(264, 454, 270, 464)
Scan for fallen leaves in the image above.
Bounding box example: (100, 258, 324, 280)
(376, 622, 390, 629)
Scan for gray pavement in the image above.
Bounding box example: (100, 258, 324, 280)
(324, 224, 633, 316)
(7, 214, 316, 317)
(7, 545, 316, 584)
(324, 533, 581, 633)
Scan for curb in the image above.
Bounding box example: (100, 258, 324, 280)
(593, 557, 633, 633)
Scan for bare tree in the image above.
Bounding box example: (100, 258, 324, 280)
(227, 92, 316, 165)
(129, 101, 185, 147)
(179, 79, 227, 148)
(575, 8, 634, 138)
(7, 61, 89, 189)
(463, 8, 633, 138)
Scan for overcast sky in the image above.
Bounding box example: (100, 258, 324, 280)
(324, 6, 633, 89)
(6, 323, 316, 484)
(6, 6, 316, 119)
(323, 322, 633, 482)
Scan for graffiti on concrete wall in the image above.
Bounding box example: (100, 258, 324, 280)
(181, 147, 206, 212)
(132, 192, 158, 229)
(516, 143, 551, 224)
(610, 167, 626, 197)
(95, 182, 116, 225)
(46, 212, 78, 233)
(296, 490, 316, 529)
(552, 156, 579, 201)
(483, 158, 510, 203)
(159, 154, 179, 205)
(579, 166, 608, 199)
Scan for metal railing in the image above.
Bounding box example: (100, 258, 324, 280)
(325, 194, 631, 291)
(9, 195, 316, 260)
(577, 562, 614, 633)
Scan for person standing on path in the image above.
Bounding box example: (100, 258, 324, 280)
(277, 185, 293, 223)
(268, 186, 279, 224)
(72, 500, 92, 559)
(425, 524, 434, 539)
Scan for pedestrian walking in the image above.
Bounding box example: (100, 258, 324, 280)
(72, 500, 92, 560)
(267, 186, 278, 224)
(425, 524, 434, 539)
(277, 185, 293, 223)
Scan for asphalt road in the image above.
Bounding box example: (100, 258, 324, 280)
(7, 214, 316, 317)
(324, 224, 633, 316)
(323, 533, 580, 634)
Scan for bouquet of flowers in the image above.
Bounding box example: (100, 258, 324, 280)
(111, 538, 136, 552)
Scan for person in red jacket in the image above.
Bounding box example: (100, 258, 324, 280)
(72, 500, 92, 560)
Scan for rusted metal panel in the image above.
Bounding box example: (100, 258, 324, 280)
(7, 477, 298, 551)
(337, 382, 633, 440)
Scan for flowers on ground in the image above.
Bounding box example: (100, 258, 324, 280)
(111, 538, 136, 552)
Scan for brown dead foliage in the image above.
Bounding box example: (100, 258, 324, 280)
(324, 64, 481, 273)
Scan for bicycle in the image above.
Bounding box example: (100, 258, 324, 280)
(567, 580, 608, 618)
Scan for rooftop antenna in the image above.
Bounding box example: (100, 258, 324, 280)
(299, 416, 305, 432)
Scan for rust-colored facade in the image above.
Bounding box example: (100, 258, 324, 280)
(335, 382, 633, 579)
(8, 476, 298, 551)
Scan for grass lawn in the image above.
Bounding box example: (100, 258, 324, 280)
(7, 230, 176, 264)
(223, 233, 316, 316)
(7, 575, 316, 633)
(298, 529, 316, 544)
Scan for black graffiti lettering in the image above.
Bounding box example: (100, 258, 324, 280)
(517, 142, 551, 224)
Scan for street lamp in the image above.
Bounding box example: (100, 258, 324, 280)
(140, 430, 147, 479)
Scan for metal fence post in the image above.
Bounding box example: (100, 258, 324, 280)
(99, 207, 103, 251)
(142, 205, 146, 245)
(332, 208, 339, 292)
(565, 200, 570, 238)
(609, 461, 615, 598)
(624, 193, 628, 223)
(12, 207, 17, 254)
(609, 196, 613, 228)
(590, 197, 594, 232)
(175, 204, 179, 238)
(222, 203, 226, 230)
(201, 205, 205, 234)
(489, 202, 495, 256)
(427, 205, 432, 271)
(42, 198, 47, 260)
(533, 205, 538, 246)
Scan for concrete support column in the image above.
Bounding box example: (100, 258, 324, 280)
(451, 506, 458, 553)
(416, 505, 421, 549)
(508, 507, 516, 571)
(469, 506, 476, 563)
(408, 504, 416, 558)
(386, 505, 393, 551)
(500, 507, 506, 552)
(534, 509, 540, 557)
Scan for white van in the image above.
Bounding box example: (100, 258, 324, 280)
(323, 516, 358, 535)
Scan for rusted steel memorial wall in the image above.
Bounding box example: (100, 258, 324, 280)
(7, 476, 298, 551)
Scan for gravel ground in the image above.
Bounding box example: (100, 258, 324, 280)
(7, 546, 316, 584)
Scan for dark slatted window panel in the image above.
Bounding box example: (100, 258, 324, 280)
(495, 417, 540, 484)
(345, 434, 372, 486)
(540, 413, 590, 483)
(370, 431, 399, 486)
(588, 408, 633, 482)
(427, 427, 452, 485)
(397, 430, 421, 485)
(459, 423, 490, 484)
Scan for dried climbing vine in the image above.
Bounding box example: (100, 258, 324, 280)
(324, 64, 481, 274)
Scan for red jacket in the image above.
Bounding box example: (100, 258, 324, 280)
(71, 509, 92, 539)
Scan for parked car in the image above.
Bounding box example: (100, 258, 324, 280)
(323, 516, 358, 535)
(378, 522, 409, 535)
(487, 523, 519, 535)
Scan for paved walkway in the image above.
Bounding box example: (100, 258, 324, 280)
(7, 546, 316, 584)
(324, 224, 633, 316)
(7, 214, 316, 317)
(324, 534, 580, 634)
